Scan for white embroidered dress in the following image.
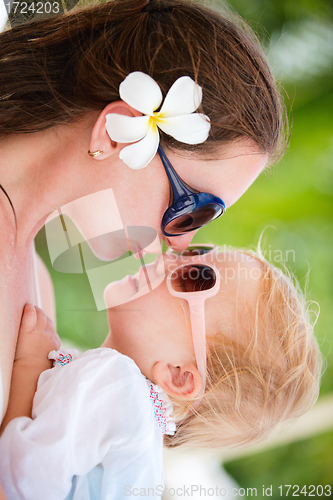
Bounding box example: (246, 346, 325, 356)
(0, 348, 175, 500)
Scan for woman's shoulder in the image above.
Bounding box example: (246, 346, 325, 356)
(0, 194, 23, 422)
(0, 187, 18, 288)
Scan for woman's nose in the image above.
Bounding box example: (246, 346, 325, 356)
(164, 231, 198, 252)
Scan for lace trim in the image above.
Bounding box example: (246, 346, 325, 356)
(146, 381, 176, 436)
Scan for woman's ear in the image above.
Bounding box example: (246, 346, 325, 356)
(89, 101, 142, 161)
(152, 361, 203, 400)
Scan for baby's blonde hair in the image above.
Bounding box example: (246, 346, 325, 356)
(164, 250, 322, 449)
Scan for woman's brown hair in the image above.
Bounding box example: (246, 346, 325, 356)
(0, 0, 287, 159)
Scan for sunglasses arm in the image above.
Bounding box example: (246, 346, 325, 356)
(158, 146, 194, 201)
(188, 298, 207, 398)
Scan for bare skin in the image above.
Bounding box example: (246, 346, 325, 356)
(104, 251, 262, 393)
(0, 305, 60, 436)
(0, 251, 261, 437)
(0, 102, 267, 418)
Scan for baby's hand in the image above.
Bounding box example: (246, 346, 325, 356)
(15, 304, 61, 370)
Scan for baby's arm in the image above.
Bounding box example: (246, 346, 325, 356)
(0, 304, 60, 435)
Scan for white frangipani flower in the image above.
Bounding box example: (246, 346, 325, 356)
(105, 72, 211, 170)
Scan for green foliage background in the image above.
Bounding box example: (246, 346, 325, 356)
(34, 0, 333, 494)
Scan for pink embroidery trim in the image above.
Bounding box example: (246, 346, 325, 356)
(52, 353, 73, 367)
(147, 382, 176, 435)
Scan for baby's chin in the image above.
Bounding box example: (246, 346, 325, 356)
(104, 274, 154, 309)
(104, 258, 165, 309)
(104, 275, 138, 309)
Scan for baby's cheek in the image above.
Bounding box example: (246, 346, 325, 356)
(207, 295, 236, 339)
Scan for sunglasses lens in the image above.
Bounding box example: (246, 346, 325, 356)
(164, 204, 223, 235)
(170, 264, 216, 293)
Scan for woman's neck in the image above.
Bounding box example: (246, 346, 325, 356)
(0, 112, 108, 247)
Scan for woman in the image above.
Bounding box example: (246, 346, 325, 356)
(0, 0, 286, 423)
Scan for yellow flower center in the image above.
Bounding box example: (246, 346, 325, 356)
(149, 112, 163, 128)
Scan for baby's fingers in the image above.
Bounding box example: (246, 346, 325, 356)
(20, 304, 37, 333)
(35, 306, 48, 332)
(46, 317, 61, 350)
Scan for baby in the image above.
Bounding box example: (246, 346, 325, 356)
(0, 246, 322, 500)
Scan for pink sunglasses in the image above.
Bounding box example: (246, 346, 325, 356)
(166, 252, 220, 399)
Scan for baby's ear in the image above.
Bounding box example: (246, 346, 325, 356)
(152, 362, 203, 400)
